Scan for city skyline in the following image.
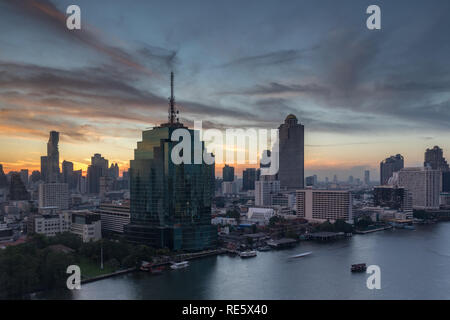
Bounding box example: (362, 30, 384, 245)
(1, 0, 450, 180)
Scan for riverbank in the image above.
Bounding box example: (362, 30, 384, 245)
(354, 225, 393, 234)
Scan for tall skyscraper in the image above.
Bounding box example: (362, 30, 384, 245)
(62, 160, 75, 190)
(125, 72, 217, 251)
(0, 164, 8, 189)
(242, 168, 257, 191)
(424, 146, 449, 171)
(222, 164, 235, 182)
(364, 170, 370, 185)
(19, 169, 28, 187)
(87, 154, 109, 194)
(46, 131, 60, 183)
(278, 114, 304, 190)
(380, 154, 404, 185)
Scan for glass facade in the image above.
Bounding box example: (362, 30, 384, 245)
(125, 125, 217, 251)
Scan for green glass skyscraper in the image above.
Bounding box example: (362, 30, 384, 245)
(125, 73, 217, 251)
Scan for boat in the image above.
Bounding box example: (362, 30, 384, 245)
(288, 251, 312, 259)
(170, 261, 189, 269)
(239, 250, 257, 258)
(351, 263, 367, 272)
(149, 266, 165, 274)
(257, 246, 271, 252)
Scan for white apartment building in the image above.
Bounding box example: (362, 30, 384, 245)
(69, 210, 102, 242)
(255, 180, 280, 206)
(246, 207, 275, 226)
(397, 167, 440, 209)
(30, 212, 71, 237)
(38, 183, 69, 210)
(296, 189, 353, 223)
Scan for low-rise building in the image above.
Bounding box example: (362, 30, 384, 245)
(69, 210, 102, 242)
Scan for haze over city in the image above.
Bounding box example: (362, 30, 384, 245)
(1, 0, 450, 180)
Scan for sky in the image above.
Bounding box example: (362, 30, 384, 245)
(0, 0, 450, 181)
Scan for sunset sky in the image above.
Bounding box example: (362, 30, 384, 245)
(1, 0, 450, 181)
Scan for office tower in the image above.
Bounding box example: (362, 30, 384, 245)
(40, 156, 48, 182)
(87, 153, 109, 194)
(348, 176, 354, 184)
(305, 176, 315, 187)
(38, 183, 69, 210)
(364, 170, 370, 185)
(278, 114, 304, 190)
(62, 160, 73, 183)
(125, 72, 216, 251)
(109, 163, 119, 179)
(73, 169, 83, 192)
(373, 186, 413, 211)
(99, 176, 116, 197)
(325, 177, 329, 184)
(0, 164, 7, 189)
(46, 131, 60, 183)
(255, 180, 280, 206)
(380, 154, 404, 185)
(19, 169, 28, 187)
(424, 146, 449, 171)
(397, 167, 440, 209)
(30, 170, 41, 183)
(222, 164, 235, 182)
(243, 168, 257, 191)
(222, 181, 237, 195)
(9, 173, 30, 200)
(95, 203, 130, 235)
(296, 189, 353, 223)
(333, 175, 338, 183)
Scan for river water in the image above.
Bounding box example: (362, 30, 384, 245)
(37, 222, 450, 299)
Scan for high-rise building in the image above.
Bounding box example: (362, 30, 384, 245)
(95, 203, 130, 235)
(397, 167, 440, 209)
(364, 170, 370, 185)
(380, 154, 404, 185)
(9, 173, 30, 200)
(222, 164, 234, 182)
(19, 169, 28, 187)
(46, 131, 60, 183)
(40, 156, 48, 182)
(424, 146, 449, 171)
(30, 170, 41, 184)
(125, 72, 217, 251)
(38, 183, 69, 210)
(0, 164, 8, 189)
(278, 114, 304, 190)
(255, 180, 280, 206)
(243, 168, 257, 191)
(305, 176, 315, 187)
(109, 163, 119, 179)
(87, 154, 109, 194)
(373, 186, 412, 212)
(296, 189, 353, 223)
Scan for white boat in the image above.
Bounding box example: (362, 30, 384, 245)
(239, 250, 257, 258)
(288, 251, 312, 259)
(170, 261, 189, 269)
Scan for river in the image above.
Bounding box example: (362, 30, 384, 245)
(36, 222, 450, 299)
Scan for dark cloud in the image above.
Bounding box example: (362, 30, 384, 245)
(221, 49, 304, 68)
